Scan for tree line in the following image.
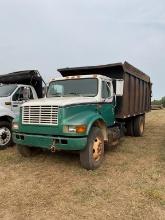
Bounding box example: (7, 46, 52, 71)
(152, 96, 165, 107)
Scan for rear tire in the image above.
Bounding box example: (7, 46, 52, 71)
(17, 144, 41, 157)
(0, 121, 13, 150)
(126, 119, 134, 136)
(80, 127, 104, 170)
(133, 115, 145, 137)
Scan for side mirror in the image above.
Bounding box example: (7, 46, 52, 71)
(116, 80, 124, 96)
(48, 84, 64, 96)
(54, 85, 64, 95)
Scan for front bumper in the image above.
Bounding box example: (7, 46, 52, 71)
(13, 132, 87, 151)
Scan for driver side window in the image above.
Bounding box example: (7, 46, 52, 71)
(102, 81, 111, 99)
(12, 87, 24, 101)
(12, 87, 33, 101)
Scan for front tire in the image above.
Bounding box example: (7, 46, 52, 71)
(0, 121, 12, 150)
(80, 127, 104, 170)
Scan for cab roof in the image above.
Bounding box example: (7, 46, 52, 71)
(51, 74, 111, 82)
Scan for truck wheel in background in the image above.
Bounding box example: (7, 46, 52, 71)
(133, 115, 145, 137)
(0, 121, 13, 150)
(17, 144, 41, 157)
(126, 119, 134, 136)
(104, 127, 120, 150)
(80, 127, 104, 170)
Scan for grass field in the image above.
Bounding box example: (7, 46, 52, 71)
(0, 110, 165, 220)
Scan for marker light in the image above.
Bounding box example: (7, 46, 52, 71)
(12, 122, 19, 130)
(64, 125, 87, 133)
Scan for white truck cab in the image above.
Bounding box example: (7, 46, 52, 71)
(0, 84, 37, 114)
(0, 70, 44, 149)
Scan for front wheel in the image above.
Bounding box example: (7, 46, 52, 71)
(80, 127, 104, 170)
(0, 121, 13, 150)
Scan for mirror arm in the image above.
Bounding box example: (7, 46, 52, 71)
(114, 93, 117, 107)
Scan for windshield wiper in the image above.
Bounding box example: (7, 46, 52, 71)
(64, 92, 82, 96)
(49, 94, 62, 97)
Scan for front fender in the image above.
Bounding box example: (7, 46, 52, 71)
(63, 110, 106, 135)
(0, 106, 15, 119)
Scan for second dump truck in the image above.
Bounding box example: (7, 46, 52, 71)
(0, 70, 43, 149)
(13, 62, 152, 170)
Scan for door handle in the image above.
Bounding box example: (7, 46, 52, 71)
(13, 105, 18, 107)
(5, 102, 11, 105)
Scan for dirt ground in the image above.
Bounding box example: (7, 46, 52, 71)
(0, 110, 165, 220)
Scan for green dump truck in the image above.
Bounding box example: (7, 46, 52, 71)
(12, 62, 152, 170)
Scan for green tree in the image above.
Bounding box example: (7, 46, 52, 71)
(161, 96, 165, 107)
(152, 96, 165, 107)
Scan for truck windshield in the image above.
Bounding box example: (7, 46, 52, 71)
(0, 84, 17, 97)
(47, 78, 98, 97)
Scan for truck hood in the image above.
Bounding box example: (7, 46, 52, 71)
(22, 97, 98, 107)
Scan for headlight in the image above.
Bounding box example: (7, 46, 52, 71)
(64, 125, 87, 133)
(12, 122, 19, 130)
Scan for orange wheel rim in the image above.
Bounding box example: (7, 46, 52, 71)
(92, 137, 103, 161)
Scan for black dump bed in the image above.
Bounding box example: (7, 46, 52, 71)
(58, 61, 152, 119)
(0, 70, 43, 98)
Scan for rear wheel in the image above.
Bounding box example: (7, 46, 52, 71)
(133, 115, 145, 137)
(0, 121, 13, 150)
(17, 144, 41, 157)
(126, 119, 134, 136)
(80, 127, 104, 170)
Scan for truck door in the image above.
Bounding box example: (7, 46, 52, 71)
(99, 80, 115, 126)
(11, 86, 34, 115)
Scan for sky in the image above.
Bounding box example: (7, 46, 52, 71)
(0, 0, 164, 99)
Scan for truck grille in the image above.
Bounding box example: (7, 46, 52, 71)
(22, 106, 58, 125)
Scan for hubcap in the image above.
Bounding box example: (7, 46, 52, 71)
(92, 137, 103, 161)
(0, 127, 11, 146)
